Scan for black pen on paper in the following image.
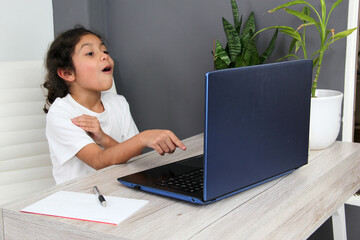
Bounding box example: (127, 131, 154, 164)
(93, 186, 107, 207)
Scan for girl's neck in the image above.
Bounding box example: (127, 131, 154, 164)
(70, 91, 104, 113)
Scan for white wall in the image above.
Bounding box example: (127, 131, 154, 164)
(0, 0, 54, 61)
(0, 0, 56, 205)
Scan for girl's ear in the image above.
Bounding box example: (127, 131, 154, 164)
(57, 68, 75, 82)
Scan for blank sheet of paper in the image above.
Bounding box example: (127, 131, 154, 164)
(21, 191, 148, 225)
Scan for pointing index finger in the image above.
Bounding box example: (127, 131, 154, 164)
(170, 133, 186, 150)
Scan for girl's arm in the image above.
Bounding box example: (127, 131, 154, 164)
(76, 130, 186, 170)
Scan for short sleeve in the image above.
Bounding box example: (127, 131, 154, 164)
(120, 96, 139, 140)
(100, 92, 139, 142)
(46, 108, 95, 166)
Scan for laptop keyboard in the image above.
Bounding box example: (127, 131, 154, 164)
(156, 168, 204, 193)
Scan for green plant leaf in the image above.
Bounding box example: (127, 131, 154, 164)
(235, 54, 247, 67)
(332, 27, 357, 39)
(297, 22, 317, 30)
(254, 26, 296, 38)
(213, 1, 279, 69)
(313, 57, 319, 68)
(277, 54, 300, 62)
(302, 6, 310, 16)
(231, 0, 241, 34)
(295, 39, 303, 54)
(240, 30, 251, 51)
(222, 17, 242, 62)
(214, 57, 229, 70)
(241, 12, 256, 40)
(225, 43, 230, 56)
(243, 33, 260, 66)
(244, 48, 260, 66)
(268, 0, 321, 24)
(326, 0, 343, 26)
(311, 49, 320, 59)
(268, 0, 313, 13)
(214, 40, 230, 70)
(320, 0, 326, 20)
(241, 29, 253, 48)
(284, 8, 317, 24)
(214, 40, 231, 65)
(327, 27, 357, 45)
(325, 29, 332, 40)
(289, 38, 297, 54)
(238, 16, 243, 35)
(280, 28, 302, 42)
(259, 29, 278, 64)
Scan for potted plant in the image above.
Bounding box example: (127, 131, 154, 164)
(255, 0, 357, 149)
(212, 0, 278, 70)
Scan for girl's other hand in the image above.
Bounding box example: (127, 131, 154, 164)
(139, 130, 186, 156)
(71, 114, 110, 147)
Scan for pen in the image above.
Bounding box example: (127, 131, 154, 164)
(93, 186, 107, 207)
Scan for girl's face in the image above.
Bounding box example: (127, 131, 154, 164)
(71, 34, 114, 93)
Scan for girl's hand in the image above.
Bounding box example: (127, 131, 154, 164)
(139, 130, 186, 156)
(71, 114, 116, 148)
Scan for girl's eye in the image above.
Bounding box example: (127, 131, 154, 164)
(86, 52, 94, 56)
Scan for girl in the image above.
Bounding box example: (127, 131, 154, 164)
(43, 27, 186, 184)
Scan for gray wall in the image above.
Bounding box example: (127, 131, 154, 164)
(107, 0, 227, 139)
(52, 0, 107, 38)
(53, 0, 349, 141)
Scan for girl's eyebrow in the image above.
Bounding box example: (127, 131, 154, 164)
(78, 42, 106, 52)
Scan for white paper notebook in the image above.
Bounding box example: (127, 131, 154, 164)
(21, 191, 148, 225)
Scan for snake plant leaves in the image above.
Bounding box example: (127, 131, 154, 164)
(238, 28, 260, 66)
(213, 0, 278, 70)
(231, 0, 241, 33)
(241, 12, 256, 41)
(243, 39, 260, 66)
(259, 28, 278, 64)
(214, 57, 229, 70)
(222, 17, 242, 62)
(214, 40, 231, 70)
(240, 30, 252, 50)
(235, 54, 247, 67)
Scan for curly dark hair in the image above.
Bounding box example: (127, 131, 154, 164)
(42, 26, 103, 113)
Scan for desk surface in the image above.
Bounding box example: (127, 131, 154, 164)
(1, 134, 360, 240)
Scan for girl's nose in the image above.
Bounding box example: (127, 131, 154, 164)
(101, 52, 109, 61)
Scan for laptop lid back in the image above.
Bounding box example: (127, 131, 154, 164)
(203, 60, 312, 201)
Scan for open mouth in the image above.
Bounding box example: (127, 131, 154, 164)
(102, 66, 112, 72)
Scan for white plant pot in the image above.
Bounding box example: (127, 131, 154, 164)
(309, 89, 343, 150)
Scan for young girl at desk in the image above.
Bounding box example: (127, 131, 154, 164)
(43, 27, 186, 184)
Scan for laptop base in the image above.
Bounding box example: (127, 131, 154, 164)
(118, 158, 296, 204)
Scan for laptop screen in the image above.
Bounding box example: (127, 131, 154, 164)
(203, 60, 312, 201)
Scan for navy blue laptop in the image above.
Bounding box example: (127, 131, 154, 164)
(118, 59, 313, 204)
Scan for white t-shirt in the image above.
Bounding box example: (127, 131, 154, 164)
(46, 92, 139, 184)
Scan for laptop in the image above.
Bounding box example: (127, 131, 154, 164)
(118, 59, 313, 204)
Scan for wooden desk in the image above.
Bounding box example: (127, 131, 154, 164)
(1, 134, 360, 240)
